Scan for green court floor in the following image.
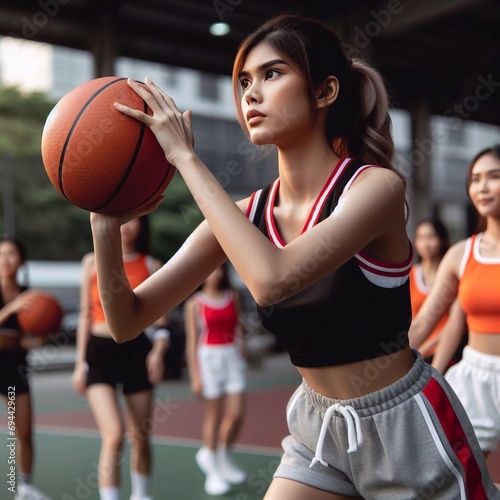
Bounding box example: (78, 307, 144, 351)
(0, 430, 281, 499)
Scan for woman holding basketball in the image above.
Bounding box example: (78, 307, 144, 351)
(72, 215, 169, 500)
(0, 236, 50, 500)
(90, 14, 498, 498)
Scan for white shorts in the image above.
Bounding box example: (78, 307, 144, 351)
(197, 343, 247, 399)
(445, 345, 500, 452)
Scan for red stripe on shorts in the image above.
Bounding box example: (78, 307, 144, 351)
(423, 377, 488, 500)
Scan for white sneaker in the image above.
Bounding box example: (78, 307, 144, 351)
(217, 449, 247, 485)
(195, 447, 231, 496)
(15, 483, 51, 500)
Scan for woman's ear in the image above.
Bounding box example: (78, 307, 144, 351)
(316, 76, 339, 109)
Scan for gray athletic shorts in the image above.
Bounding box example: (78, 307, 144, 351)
(275, 351, 499, 499)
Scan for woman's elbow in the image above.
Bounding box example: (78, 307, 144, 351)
(108, 327, 139, 344)
(249, 274, 289, 308)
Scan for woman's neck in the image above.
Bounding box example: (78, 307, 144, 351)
(202, 286, 225, 300)
(419, 259, 439, 287)
(0, 276, 19, 291)
(420, 259, 440, 273)
(276, 136, 340, 204)
(483, 218, 500, 242)
(122, 243, 138, 257)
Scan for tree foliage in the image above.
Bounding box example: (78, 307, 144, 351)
(0, 86, 202, 262)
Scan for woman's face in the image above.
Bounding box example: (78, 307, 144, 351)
(205, 267, 224, 288)
(414, 222, 442, 261)
(120, 218, 141, 247)
(0, 241, 23, 279)
(238, 43, 313, 148)
(468, 153, 500, 219)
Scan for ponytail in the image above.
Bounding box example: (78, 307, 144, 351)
(334, 59, 394, 172)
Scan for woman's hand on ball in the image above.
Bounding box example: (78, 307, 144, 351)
(90, 196, 165, 228)
(114, 78, 195, 168)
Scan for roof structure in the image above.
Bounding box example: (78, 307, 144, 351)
(1, 0, 499, 126)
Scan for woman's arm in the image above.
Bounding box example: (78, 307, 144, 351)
(431, 299, 467, 374)
(409, 241, 466, 349)
(233, 290, 248, 357)
(145, 257, 171, 384)
(184, 296, 202, 396)
(91, 214, 227, 343)
(116, 79, 409, 307)
(72, 253, 94, 394)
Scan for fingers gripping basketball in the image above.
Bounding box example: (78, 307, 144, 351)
(41, 76, 175, 214)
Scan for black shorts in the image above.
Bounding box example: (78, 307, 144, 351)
(85, 333, 153, 394)
(0, 348, 30, 397)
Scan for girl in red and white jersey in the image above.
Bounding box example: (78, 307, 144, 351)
(411, 145, 500, 463)
(184, 263, 247, 496)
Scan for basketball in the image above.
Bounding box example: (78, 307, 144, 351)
(18, 291, 63, 337)
(41, 76, 175, 214)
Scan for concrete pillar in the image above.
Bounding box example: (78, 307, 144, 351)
(409, 96, 433, 231)
(88, 0, 118, 77)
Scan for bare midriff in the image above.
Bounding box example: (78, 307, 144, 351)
(469, 332, 500, 357)
(0, 330, 20, 351)
(297, 346, 416, 400)
(90, 322, 113, 338)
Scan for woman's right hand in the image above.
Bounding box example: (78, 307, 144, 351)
(6, 290, 41, 315)
(72, 363, 88, 395)
(89, 195, 164, 229)
(190, 376, 202, 398)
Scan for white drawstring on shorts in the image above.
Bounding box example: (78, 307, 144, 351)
(310, 403, 363, 468)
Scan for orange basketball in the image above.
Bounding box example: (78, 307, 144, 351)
(41, 76, 175, 214)
(18, 291, 63, 337)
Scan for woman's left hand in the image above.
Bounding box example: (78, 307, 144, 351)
(146, 348, 165, 385)
(114, 78, 195, 169)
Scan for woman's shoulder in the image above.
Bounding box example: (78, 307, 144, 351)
(81, 252, 96, 268)
(348, 165, 405, 199)
(80, 252, 96, 280)
(440, 238, 470, 274)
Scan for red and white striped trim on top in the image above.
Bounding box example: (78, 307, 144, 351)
(245, 158, 412, 288)
(265, 158, 353, 248)
(355, 249, 413, 288)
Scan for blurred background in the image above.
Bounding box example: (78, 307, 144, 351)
(0, 2, 500, 498)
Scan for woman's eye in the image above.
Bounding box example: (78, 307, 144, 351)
(240, 79, 250, 89)
(265, 70, 278, 80)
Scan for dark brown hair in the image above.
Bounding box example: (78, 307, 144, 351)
(232, 13, 400, 181)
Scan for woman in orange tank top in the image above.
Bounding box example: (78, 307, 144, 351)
(72, 216, 170, 500)
(410, 145, 500, 463)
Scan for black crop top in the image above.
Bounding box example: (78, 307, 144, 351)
(0, 286, 27, 331)
(246, 158, 412, 367)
